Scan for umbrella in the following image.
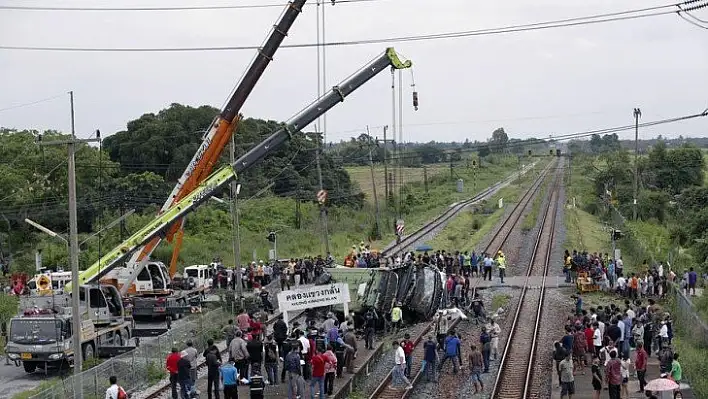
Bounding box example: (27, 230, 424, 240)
(415, 244, 433, 252)
(645, 378, 679, 392)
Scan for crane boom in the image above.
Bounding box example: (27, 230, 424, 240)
(121, 0, 308, 291)
(70, 48, 412, 291)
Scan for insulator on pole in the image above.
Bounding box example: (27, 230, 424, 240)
(412, 91, 419, 111)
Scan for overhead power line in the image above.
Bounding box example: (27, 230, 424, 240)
(0, 0, 382, 12)
(0, 4, 689, 52)
(0, 93, 65, 113)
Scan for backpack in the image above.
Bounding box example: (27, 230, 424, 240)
(117, 386, 128, 399)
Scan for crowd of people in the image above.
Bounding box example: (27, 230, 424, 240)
(555, 249, 687, 399)
(562, 250, 693, 300)
(163, 309, 362, 399)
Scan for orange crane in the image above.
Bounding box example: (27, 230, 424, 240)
(102, 0, 309, 295)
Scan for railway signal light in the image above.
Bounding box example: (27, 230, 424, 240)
(267, 231, 276, 242)
(528, 150, 532, 156)
(612, 229, 623, 241)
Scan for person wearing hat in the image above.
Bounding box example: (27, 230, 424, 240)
(391, 302, 403, 333)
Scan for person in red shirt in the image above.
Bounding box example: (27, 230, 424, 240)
(584, 323, 594, 364)
(635, 341, 648, 393)
(165, 347, 181, 399)
(401, 333, 415, 378)
(605, 350, 623, 399)
(310, 351, 326, 399)
(250, 318, 263, 339)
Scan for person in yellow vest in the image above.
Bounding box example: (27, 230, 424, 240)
(495, 250, 506, 284)
(391, 302, 403, 333)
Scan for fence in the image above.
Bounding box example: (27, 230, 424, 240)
(27, 308, 231, 399)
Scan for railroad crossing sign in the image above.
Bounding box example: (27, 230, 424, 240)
(396, 219, 405, 236)
(317, 189, 327, 205)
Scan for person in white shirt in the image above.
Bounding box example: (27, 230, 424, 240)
(592, 322, 603, 355)
(597, 320, 606, 339)
(626, 308, 635, 320)
(104, 376, 125, 399)
(659, 320, 669, 345)
(390, 341, 412, 389)
(617, 319, 626, 344)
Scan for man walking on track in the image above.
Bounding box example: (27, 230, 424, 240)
(390, 341, 413, 390)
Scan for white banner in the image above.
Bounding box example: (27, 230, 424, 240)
(277, 283, 350, 312)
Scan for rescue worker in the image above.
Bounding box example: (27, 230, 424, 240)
(391, 302, 403, 333)
(495, 250, 506, 284)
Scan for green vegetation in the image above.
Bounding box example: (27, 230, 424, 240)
(564, 206, 610, 253)
(521, 174, 549, 232)
(491, 293, 511, 310)
(427, 160, 546, 252)
(568, 136, 708, 399)
(0, 105, 533, 274)
(345, 164, 447, 204)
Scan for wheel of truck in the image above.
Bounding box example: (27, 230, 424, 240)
(23, 362, 37, 373)
(82, 342, 95, 362)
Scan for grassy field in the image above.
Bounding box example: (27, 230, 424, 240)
(564, 207, 611, 254)
(427, 160, 545, 252)
(346, 164, 448, 203)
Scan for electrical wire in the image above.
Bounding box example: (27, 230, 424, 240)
(0, 0, 382, 12)
(0, 4, 683, 52)
(0, 93, 65, 113)
(676, 9, 708, 28)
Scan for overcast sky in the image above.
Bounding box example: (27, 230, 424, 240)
(0, 0, 707, 144)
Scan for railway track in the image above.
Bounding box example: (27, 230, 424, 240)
(144, 309, 307, 399)
(490, 163, 561, 399)
(368, 161, 555, 399)
(381, 161, 547, 257)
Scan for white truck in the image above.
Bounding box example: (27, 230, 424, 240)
(5, 285, 133, 373)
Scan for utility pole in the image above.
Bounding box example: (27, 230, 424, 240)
(423, 165, 428, 193)
(449, 154, 454, 179)
(38, 91, 99, 398)
(633, 107, 641, 221)
(316, 0, 330, 255)
(229, 134, 243, 304)
(315, 137, 330, 254)
(366, 127, 381, 240)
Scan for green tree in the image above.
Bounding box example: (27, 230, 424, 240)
(489, 128, 509, 153)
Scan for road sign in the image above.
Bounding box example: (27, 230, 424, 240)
(396, 219, 404, 236)
(317, 190, 327, 204)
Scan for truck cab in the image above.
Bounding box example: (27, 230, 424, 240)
(5, 299, 131, 373)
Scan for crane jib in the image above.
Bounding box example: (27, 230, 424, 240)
(74, 48, 412, 289)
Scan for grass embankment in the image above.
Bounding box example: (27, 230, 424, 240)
(426, 159, 547, 252)
(345, 164, 448, 204)
(520, 174, 550, 232)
